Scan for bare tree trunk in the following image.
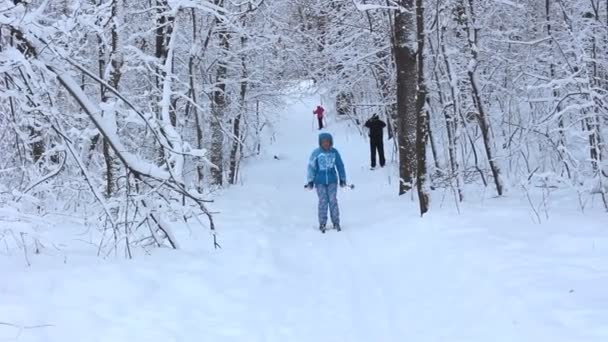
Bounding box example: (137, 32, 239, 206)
(393, 0, 417, 195)
(9, 30, 45, 163)
(588, 3, 604, 174)
(97, 0, 123, 198)
(229, 35, 247, 185)
(429, 37, 461, 197)
(587, 2, 608, 209)
(546, 0, 571, 178)
(426, 104, 441, 172)
(255, 99, 262, 155)
(211, 1, 229, 186)
(436, 13, 464, 201)
(155, 0, 174, 85)
(464, 0, 504, 196)
(188, 9, 204, 190)
(154, 0, 177, 171)
(415, 0, 430, 215)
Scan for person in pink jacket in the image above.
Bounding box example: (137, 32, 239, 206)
(313, 105, 325, 130)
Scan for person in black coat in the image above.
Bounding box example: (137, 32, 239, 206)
(364, 114, 386, 169)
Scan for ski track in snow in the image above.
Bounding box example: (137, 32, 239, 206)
(2, 90, 608, 341)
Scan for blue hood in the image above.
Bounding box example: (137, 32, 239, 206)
(318, 133, 333, 147)
(307, 135, 347, 185)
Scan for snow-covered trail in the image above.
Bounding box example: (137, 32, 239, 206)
(211, 93, 408, 341)
(191, 93, 608, 341)
(2, 91, 608, 342)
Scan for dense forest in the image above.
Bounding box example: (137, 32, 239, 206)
(1, 0, 607, 252)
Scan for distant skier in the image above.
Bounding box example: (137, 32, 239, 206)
(364, 114, 387, 169)
(305, 132, 347, 233)
(313, 105, 325, 130)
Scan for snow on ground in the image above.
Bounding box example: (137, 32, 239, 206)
(1, 89, 608, 342)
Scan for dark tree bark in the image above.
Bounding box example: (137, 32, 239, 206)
(463, 0, 504, 196)
(188, 9, 205, 190)
(546, 0, 571, 179)
(585, 2, 608, 209)
(210, 0, 229, 186)
(9, 29, 45, 163)
(586, 3, 604, 175)
(155, 0, 175, 76)
(97, 0, 123, 198)
(153, 0, 176, 169)
(393, 0, 417, 195)
(415, 0, 430, 215)
(229, 34, 247, 185)
(426, 105, 440, 172)
(428, 27, 463, 201)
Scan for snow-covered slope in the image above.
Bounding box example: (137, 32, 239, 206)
(2, 92, 607, 342)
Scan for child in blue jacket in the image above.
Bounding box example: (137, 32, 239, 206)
(306, 132, 347, 233)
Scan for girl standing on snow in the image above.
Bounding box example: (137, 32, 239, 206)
(305, 133, 347, 233)
(313, 105, 325, 130)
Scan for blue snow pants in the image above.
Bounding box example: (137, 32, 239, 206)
(316, 183, 340, 226)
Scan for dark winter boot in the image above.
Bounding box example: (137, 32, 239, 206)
(319, 224, 326, 233)
(334, 224, 341, 232)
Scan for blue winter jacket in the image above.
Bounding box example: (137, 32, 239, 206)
(307, 133, 347, 185)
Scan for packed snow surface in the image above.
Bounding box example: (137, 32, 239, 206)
(2, 91, 607, 341)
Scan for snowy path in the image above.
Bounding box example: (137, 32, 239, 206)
(2, 92, 608, 341)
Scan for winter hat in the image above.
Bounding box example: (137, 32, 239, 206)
(318, 132, 333, 147)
